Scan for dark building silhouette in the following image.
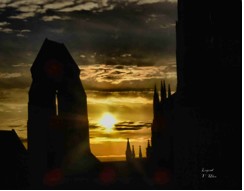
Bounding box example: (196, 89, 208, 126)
(0, 130, 28, 189)
(150, 81, 173, 165)
(1, 0, 239, 188)
(146, 140, 152, 159)
(138, 146, 142, 159)
(125, 138, 132, 162)
(146, 0, 241, 189)
(27, 39, 99, 187)
(131, 145, 135, 159)
(172, 0, 241, 189)
(125, 139, 146, 162)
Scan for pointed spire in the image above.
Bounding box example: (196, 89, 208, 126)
(146, 141, 151, 159)
(154, 84, 158, 95)
(154, 85, 159, 99)
(126, 138, 132, 161)
(153, 84, 160, 116)
(139, 146, 142, 159)
(163, 80, 167, 99)
(161, 80, 167, 102)
(147, 140, 151, 148)
(168, 84, 171, 98)
(126, 138, 131, 152)
(160, 80, 163, 101)
(132, 145, 135, 159)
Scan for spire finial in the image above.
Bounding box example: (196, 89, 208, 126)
(153, 84, 160, 116)
(132, 145, 135, 159)
(168, 84, 171, 98)
(139, 145, 142, 159)
(154, 83, 157, 92)
(126, 138, 132, 161)
(161, 79, 167, 102)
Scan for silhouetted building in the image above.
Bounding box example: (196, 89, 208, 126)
(173, 0, 241, 189)
(0, 130, 28, 189)
(132, 145, 135, 159)
(146, 140, 152, 159)
(138, 146, 142, 159)
(150, 81, 173, 165)
(27, 39, 98, 188)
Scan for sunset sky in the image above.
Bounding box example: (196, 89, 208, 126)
(0, 0, 177, 161)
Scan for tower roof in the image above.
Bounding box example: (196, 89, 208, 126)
(31, 38, 80, 82)
(126, 138, 131, 153)
(161, 80, 167, 101)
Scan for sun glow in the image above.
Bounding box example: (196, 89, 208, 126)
(98, 113, 117, 132)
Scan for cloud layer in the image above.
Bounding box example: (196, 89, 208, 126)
(80, 64, 176, 90)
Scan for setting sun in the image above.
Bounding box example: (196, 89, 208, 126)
(98, 113, 117, 132)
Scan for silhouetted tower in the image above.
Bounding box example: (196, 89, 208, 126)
(132, 145, 135, 159)
(139, 146, 142, 159)
(126, 138, 132, 161)
(146, 140, 152, 159)
(152, 83, 161, 160)
(168, 84, 171, 98)
(161, 80, 167, 102)
(27, 39, 98, 187)
(153, 85, 160, 117)
(151, 81, 173, 165)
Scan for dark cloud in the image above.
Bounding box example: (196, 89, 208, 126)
(89, 120, 151, 142)
(0, 74, 31, 89)
(89, 120, 151, 131)
(0, 0, 177, 92)
(79, 64, 176, 91)
(0, 1, 176, 62)
(115, 121, 151, 131)
(89, 123, 100, 129)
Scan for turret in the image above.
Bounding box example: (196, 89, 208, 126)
(147, 140, 150, 148)
(153, 85, 160, 117)
(126, 138, 132, 161)
(168, 84, 171, 98)
(139, 146, 142, 159)
(132, 145, 135, 159)
(161, 80, 167, 102)
(146, 140, 152, 159)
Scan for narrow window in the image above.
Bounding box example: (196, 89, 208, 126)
(55, 90, 58, 116)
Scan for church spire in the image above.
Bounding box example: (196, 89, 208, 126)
(139, 145, 142, 159)
(132, 145, 135, 159)
(153, 84, 160, 116)
(146, 140, 152, 159)
(161, 80, 167, 102)
(126, 138, 132, 161)
(168, 84, 171, 98)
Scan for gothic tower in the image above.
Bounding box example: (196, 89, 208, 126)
(27, 39, 98, 187)
(151, 82, 173, 164)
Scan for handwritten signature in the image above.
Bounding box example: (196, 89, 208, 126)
(201, 168, 217, 179)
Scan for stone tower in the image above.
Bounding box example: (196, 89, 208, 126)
(27, 39, 98, 187)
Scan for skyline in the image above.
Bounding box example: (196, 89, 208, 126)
(0, 0, 177, 161)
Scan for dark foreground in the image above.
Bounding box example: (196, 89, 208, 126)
(46, 159, 172, 190)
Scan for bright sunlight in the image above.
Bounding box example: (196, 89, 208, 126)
(98, 113, 117, 132)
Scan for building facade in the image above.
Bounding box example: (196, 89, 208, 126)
(28, 39, 98, 187)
